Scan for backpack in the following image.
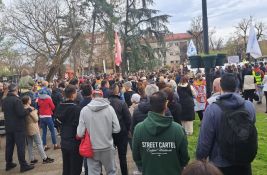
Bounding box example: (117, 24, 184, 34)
(215, 101, 258, 165)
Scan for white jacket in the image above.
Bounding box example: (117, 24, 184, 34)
(243, 75, 256, 90)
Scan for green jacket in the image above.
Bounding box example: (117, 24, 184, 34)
(132, 111, 190, 175)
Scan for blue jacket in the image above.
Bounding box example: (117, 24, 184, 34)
(196, 93, 256, 167)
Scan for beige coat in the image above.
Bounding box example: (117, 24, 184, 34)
(25, 109, 39, 136)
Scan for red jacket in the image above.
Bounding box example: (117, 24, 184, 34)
(38, 98, 55, 116)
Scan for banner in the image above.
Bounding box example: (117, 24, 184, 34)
(114, 32, 122, 66)
(187, 40, 197, 57)
(228, 56, 240, 64)
(246, 25, 262, 58)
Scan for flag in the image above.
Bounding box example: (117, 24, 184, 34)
(187, 39, 197, 57)
(246, 25, 262, 59)
(115, 32, 122, 66)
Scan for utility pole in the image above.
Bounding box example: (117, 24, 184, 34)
(202, 0, 212, 97)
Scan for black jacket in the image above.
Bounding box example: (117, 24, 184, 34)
(2, 93, 31, 133)
(177, 85, 195, 121)
(55, 100, 81, 151)
(51, 88, 64, 108)
(131, 100, 150, 134)
(131, 98, 173, 133)
(109, 95, 131, 136)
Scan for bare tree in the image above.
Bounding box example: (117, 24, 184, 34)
(255, 21, 266, 40)
(209, 28, 223, 51)
(187, 16, 203, 53)
(4, 0, 81, 81)
(235, 18, 251, 53)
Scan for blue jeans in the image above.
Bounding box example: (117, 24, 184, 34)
(40, 117, 57, 145)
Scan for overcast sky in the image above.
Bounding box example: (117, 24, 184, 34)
(153, 0, 267, 39)
(3, 0, 267, 39)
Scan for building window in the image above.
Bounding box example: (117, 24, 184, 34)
(170, 61, 174, 64)
(176, 61, 179, 63)
(170, 52, 174, 56)
(175, 42, 179, 46)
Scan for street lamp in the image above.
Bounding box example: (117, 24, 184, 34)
(202, 0, 212, 97)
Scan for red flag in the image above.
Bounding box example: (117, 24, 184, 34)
(115, 32, 122, 66)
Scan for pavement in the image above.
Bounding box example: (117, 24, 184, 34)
(0, 99, 266, 175)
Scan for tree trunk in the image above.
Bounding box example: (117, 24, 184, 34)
(46, 33, 81, 82)
(88, 10, 97, 73)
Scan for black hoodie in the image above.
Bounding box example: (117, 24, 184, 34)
(55, 100, 81, 151)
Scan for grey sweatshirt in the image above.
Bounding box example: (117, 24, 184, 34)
(77, 98, 121, 151)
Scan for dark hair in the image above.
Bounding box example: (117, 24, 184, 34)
(58, 82, 66, 89)
(69, 78, 79, 86)
(64, 85, 77, 99)
(150, 91, 168, 113)
(22, 95, 31, 105)
(81, 83, 92, 97)
(8, 83, 18, 92)
(101, 80, 108, 88)
(220, 73, 237, 92)
(110, 84, 119, 95)
(182, 160, 223, 175)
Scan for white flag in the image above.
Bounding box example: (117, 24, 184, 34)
(246, 25, 262, 58)
(187, 40, 197, 57)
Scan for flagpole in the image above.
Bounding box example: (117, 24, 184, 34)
(202, 0, 212, 98)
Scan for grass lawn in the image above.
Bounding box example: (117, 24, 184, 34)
(187, 113, 267, 175)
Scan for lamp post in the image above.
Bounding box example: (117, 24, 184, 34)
(202, 0, 212, 97)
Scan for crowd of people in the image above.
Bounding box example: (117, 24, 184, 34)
(0, 62, 265, 175)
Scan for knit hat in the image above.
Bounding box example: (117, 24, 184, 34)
(131, 93, 141, 103)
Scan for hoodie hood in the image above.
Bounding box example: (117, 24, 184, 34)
(218, 93, 245, 109)
(38, 94, 51, 99)
(87, 98, 110, 112)
(138, 99, 150, 114)
(144, 111, 172, 136)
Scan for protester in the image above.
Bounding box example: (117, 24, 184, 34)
(243, 70, 256, 102)
(197, 73, 257, 175)
(69, 78, 84, 104)
(177, 75, 196, 135)
(55, 85, 83, 175)
(132, 91, 190, 175)
(2, 84, 34, 172)
(162, 87, 182, 124)
(207, 78, 221, 104)
(262, 72, 267, 113)
(182, 160, 223, 175)
(193, 73, 207, 121)
(37, 89, 60, 151)
(129, 93, 141, 116)
(77, 90, 121, 175)
(109, 84, 131, 175)
(123, 81, 135, 107)
(80, 83, 93, 108)
(79, 83, 93, 175)
(131, 83, 159, 133)
(22, 96, 54, 164)
(253, 64, 264, 104)
(100, 80, 110, 98)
